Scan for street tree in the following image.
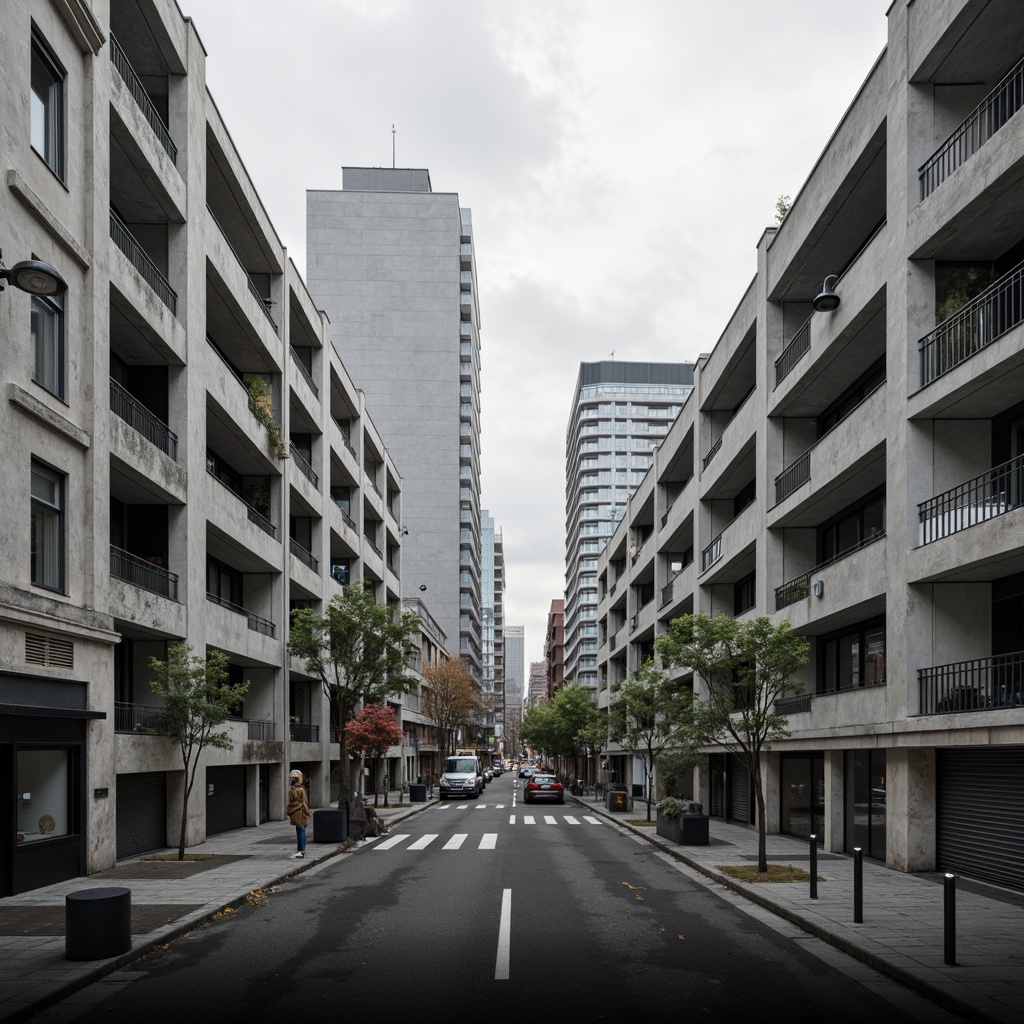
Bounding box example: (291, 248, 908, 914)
(520, 685, 605, 782)
(288, 581, 420, 811)
(147, 643, 250, 860)
(421, 656, 483, 761)
(346, 703, 402, 807)
(657, 613, 809, 872)
(608, 661, 693, 822)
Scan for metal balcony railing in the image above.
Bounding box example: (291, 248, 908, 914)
(246, 719, 276, 741)
(702, 436, 723, 472)
(290, 444, 319, 489)
(109, 379, 177, 459)
(775, 693, 813, 715)
(774, 450, 811, 505)
(701, 533, 723, 573)
(109, 34, 177, 163)
(919, 259, 1024, 386)
(775, 316, 812, 388)
(110, 544, 179, 600)
(110, 209, 177, 315)
(774, 530, 885, 610)
(290, 538, 319, 572)
(206, 468, 277, 538)
(290, 347, 319, 398)
(114, 701, 163, 733)
(918, 454, 1024, 544)
(205, 592, 276, 637)
(290, 722, 320, 743)
(918, 650, 1024, 715)
(920, 54, 1024, 200)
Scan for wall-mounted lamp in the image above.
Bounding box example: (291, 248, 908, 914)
(418, 584, 427, 592)
(812, 579, 824, 598)
(0, 253, 67, 296)
(401, 527, 409, 536)
(812, 275, 840, 313)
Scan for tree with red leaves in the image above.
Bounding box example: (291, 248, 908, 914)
(346, 703, 402, 806)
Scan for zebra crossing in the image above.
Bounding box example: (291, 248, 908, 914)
(368, 812, 603, 852)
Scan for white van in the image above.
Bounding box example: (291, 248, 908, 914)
(439, 755, 482, 801)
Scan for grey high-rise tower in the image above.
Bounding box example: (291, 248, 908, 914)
(307, 168, 483, 679)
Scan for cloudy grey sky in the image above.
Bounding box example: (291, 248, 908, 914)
(190, 0, 889, 679)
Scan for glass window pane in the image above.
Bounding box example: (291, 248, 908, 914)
(839, 633, 859, 689)
(30, 36, 64, 177)
(864, 627, 885, 683)
(17, 749, 70, 843)
(31, 462, 63, 590)
(863, 497, 885, 538)
(32, 294, 63, 397)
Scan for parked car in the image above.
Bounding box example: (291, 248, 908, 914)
(523, 774, 564, 804)
(518, 766, 535, 779)
(438, 755, 482, 801)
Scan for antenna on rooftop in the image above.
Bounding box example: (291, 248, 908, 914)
(392, 124, 396, 169)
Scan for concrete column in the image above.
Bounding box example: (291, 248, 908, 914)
(825, 749, 844, 852)
(887, 746, 936, 871)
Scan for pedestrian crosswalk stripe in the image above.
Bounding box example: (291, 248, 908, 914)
(583, 816, 601, 825)
(495, 804, 506, 809)
(509, 814, 516, 825)
(407, 834, 437, 850)
(564, 816, 580, 824)
(373, 834, 410, 851)
(443, 834, 468, 850)
(476, 804, 486, 809)
(437, 804, 451, 810)
(479, 834, 497, 849)
(523, 815, 536, 824)
(544, 815, 557, 825)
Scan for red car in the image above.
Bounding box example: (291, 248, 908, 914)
(523, 774, 564, 804)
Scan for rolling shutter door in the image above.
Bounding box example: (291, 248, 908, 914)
(937, 748, 1024, 892)
(729, 756, 751, 824)
(116, 772, 167, 858)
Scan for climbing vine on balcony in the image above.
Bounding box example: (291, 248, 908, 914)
(244, 375, 287, 459)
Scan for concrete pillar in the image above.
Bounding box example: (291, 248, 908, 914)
(887, 746, 936, 871)
(825, 749, 844, 852)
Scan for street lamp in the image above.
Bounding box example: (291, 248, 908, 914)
(0, 254, 67, 296)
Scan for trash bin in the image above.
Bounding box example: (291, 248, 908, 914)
(409, 783, 427, 802)
(607, 790, 629, 812)
(66, 887, 131, 961)
(312, 807, 348, 843)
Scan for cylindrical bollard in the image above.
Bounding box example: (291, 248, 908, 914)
(809, 834, 818, 900)
(853, 847, 863, 923)
(944, 872, 957, 966)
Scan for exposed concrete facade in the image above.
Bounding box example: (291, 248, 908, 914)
(1, 0, 428, 896)
(597, 0, 1024, 890)
(306, 169, 484, 683)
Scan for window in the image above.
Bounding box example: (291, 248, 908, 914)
(31, 31, 65, 178)
(206, 556, 241, 606)
(734, 479, 756, 517)
(32, 291, 64, 398)
(734, 572, 756, 615)
(18, 748, 76, 844)
(818, 489, 885, 562)
(818, 618, 886, 693)
(31, 460, 64, 591)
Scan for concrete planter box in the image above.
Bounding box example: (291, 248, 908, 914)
(656, 812, 682, 843)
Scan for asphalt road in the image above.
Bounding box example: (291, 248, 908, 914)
(34, 774, 961, 1023)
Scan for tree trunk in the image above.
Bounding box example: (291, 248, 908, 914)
(753, 764, 768, 872)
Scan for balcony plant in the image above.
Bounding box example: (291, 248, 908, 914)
(244, 375, 287, 459)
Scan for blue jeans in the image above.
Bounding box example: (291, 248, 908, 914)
(295, 825, 306, 853)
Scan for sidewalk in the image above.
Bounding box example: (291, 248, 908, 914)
(1, 788, 1022, 1024)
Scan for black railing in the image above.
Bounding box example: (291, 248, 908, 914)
(291, 444, 319, 489)
(344, 437, 358, 461)
(775, 316, 812, 388)
(918, 454, 1023, 544)
(109, 378, 177, 459)
(114, 701, 163, 733)
(110, 209, 177, 315)
(920, 54, 1024, 200)
(206, 468, 277, 539)
(247, 279, 278, 334)
(919, 259, 1024, 386)
(246, 719, 276, 741)
(109, 34, 177, 163)
(701, 533, 722, 573)
(775, 693, 812, 715)
(918, 651, 1024, 715)
(774, 530, 885, 610)
(110, 544, 179, 600)
(660, 579, 674, 607)
(290, 348, 319, 398)
(290, 538, 319, 572)
(205, 592, 276, 637)
(290, 722, 320, 743)
(366, 539, 382, 558)
(702, 436, 723, 472)
(775, 450, 811, 504)
(334, 499, 357, 531)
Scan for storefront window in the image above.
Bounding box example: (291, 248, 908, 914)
(17, 749, 71, 844)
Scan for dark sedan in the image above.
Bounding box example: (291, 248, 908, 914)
(523, 774, 564, 804)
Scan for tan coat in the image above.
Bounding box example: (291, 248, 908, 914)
(286, 781, 310, 827)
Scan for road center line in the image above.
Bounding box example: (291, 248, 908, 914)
(495, 888, 511, 981)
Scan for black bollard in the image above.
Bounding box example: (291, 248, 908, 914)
(853, 847, 863, 923)
(809, 834, 818, 900)
(944, 873, 957, 966)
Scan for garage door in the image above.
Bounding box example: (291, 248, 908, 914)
(116, 772, 167, 858)
(206, 765, 246, 836)
(937, 747, 1024, 891)
(729, 756, 752, 824)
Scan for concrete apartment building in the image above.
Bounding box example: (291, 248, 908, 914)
(0, 0, 432, 896)
(545, 598, 564, 698)
(481, 510, 505, 750)
(564, 362, 694, 693)
(597, 0, 1024, 891)
(306, 168, 484, 683)
(505, 624, 525, 714)
(527, 660, 548, 711)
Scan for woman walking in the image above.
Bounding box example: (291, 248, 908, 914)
(287, 769, 310, 859)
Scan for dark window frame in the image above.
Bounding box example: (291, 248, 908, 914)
(32, 289, 65, 399)
(30, 458, 65, 592)
(817, 616, 886, 694)
(734, 571, 756, 615)
(817, 486, 886, 563)
(30, 29, 66, 179)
